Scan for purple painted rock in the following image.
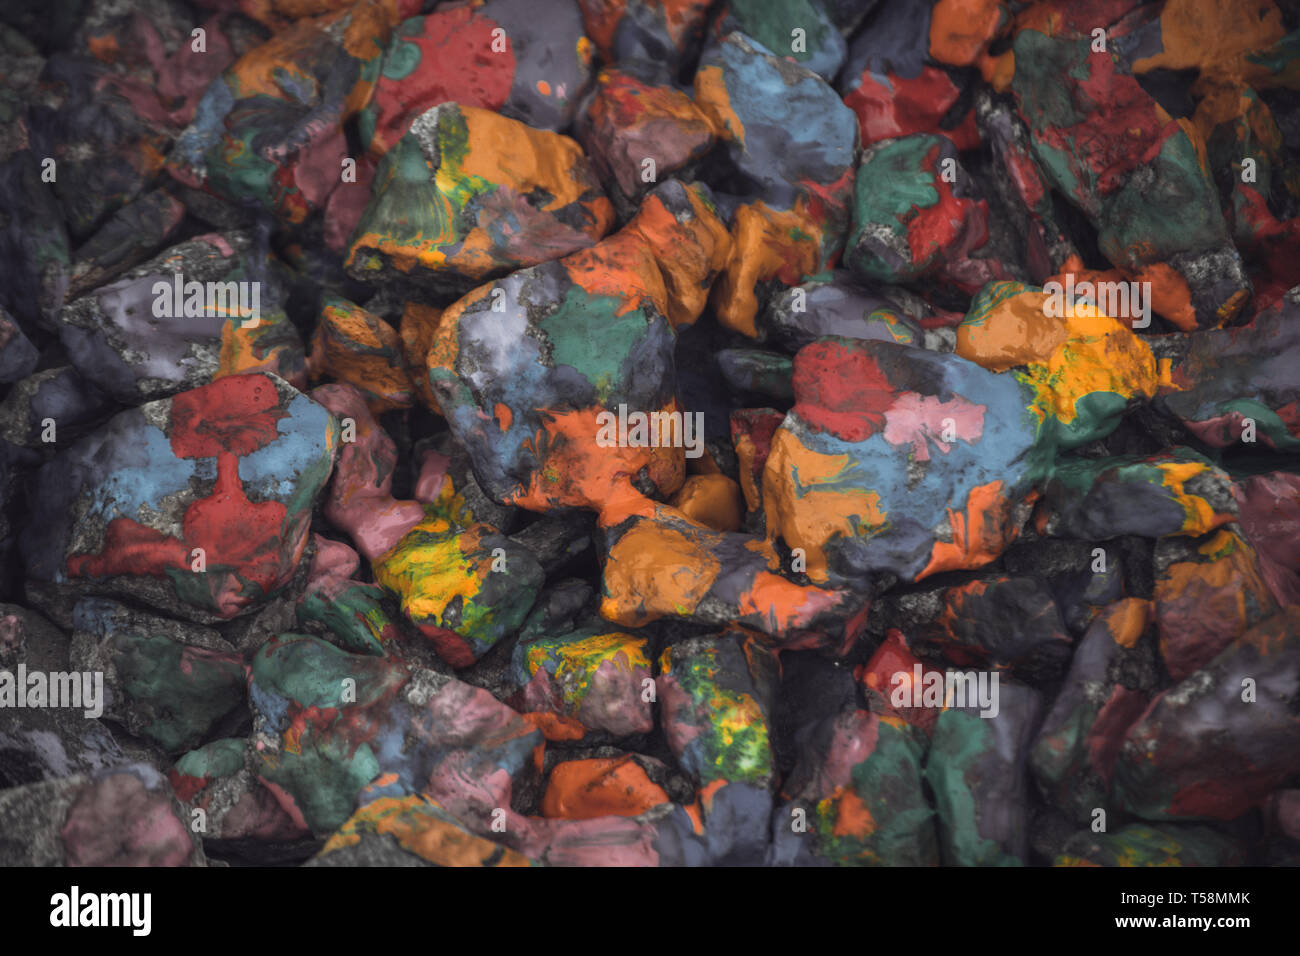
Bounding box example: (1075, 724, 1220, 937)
(56, 232, 306, 404)
(912, 575, 1075, 681)
(1114, 606, 1300, 822)
(758, 274, 920, 350)
(0, 763, 204, 866)
(1157, 293, 1300, 450)
(1036, 449, 1237, 541)
(1233, 471, 1300, 607)
(1030, 598, 1154, 823)
(576, 65, 714, 212)
(22, 372, 339, 623)
(0, 367, 108, 449)
(578, 0, 713, 75)
(1153, 529, 1278, 682)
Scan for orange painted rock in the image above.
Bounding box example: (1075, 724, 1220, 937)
(308, 295, 413, 413)
(346, 103, 614, 293)
(541, 756, 670, 820)
(670, 473, 744, 532)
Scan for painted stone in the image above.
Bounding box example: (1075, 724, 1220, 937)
(1232, 471, 1300, 607)
(759, 274, 919, 350)
(956, 280, 1158, 449)
(315, 794, 536, 866)
(249, 633, 541, 835)
(846, 135, 1008, 292)
(762, 337, 1055, 586)
(695, 31, 858, 337)
(297, 534, 401, 657)
(716, 0, 847, 81)
(601, 502, 864, 647)
(925, 681, 1041, 865)
(169, 0, 415, 225)
(656, 630, 778, 789)
(1030, 598, 1153, 823)
(1153, 528, 1278, 682)
(1156, 293, 1300, 450)
(0, 763, 204, 866)
(513, 629, 653, 737)
(577, 0, 713, 74)
(56, 233, 306, 404)
(346, 103, 614, 293)
(362, 0, 594, 158)
(840, 1, 980, 150)
(1114, 606, 1300, 821)
(773, 710, 939, 866)
(308, 295, 413, 414)
(541, 755, 671, 820)
(1037, 449, 1237, 540)
(169, 738, 308, 842)
(22, 372, 338, 623)
(70, 597, 247, 755)
(577, 65, 714, 211)
(1010, 29, 1250, 330)
(1055, 824, 1245, 867)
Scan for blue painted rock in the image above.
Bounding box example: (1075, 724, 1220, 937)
(694, 31, 858, 337)
(762, 337, 1055, 586)
(0, 367, 108, 449)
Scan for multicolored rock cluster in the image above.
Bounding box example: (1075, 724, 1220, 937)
(1, 0, 1299, 869)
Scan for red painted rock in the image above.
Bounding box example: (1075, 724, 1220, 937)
(22, 372, 339, 623)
